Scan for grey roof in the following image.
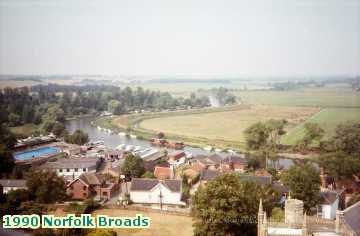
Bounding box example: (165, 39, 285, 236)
(194, 154, 223, 166)
(224, 154, 248, 165)
(272, 181, 290, 194)
(41, 158, 99, 169)
(200, 169, 221, 181)
(0, 179, 27, 188)
(343, 201, 360, 236)
(130, 178, 181, 192)
(239, 175, 272, 186)
(320, 191, 339, 205)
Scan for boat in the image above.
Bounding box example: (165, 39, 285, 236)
(118, 132, 126, 136)
(130, 134, 137, 139)
(215, 148, 222, 153)
(125, 145, 134, 152)
(116, 144, 126, 150)
(203, 146, 213, 152)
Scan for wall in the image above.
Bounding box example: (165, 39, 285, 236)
(130, 183, 182, 205)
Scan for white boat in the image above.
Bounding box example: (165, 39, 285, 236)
(129, 134, 137, 139)
(203, 146, 213, 151)
(215, 148, 222, 153)
(116, 144, 126, 150)
(118, 132, 126, 136)
(134, 146, 141, 152)
(97, 126, 102, 130)
(125, 145, 134, 152)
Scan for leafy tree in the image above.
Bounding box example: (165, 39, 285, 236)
(25, 170, 67, 204)
(318, 152, 360, 180)
(266, 119, 287, 147)
(244, 122, 269, 150)
(8, 113, 22, 126)
(120, 154, 145, 178)
(0, 145, 15, 178)
(51, 122, 66, 136)
(281, 164, 321, 212)
(107, 99, 122, 115)
(0, 125, 16, 148)
(192, 173, 278, 236)
(297, 122, 324, 150)
(270, 207, 284, 222)
(141, 171, 156, 179)
(347, 194, 360, 207)
(65, 130, 89, 145)
(330, 122, 360, 158)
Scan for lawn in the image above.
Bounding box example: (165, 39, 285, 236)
(234, 87, 360, 108)
(9, 123, 39, 137)
(93, 209, 193, 236)
(281, 108, 360, 145)
(139, 105, 319, 147)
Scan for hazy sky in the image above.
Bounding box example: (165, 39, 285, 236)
(0, 0, 359, 77)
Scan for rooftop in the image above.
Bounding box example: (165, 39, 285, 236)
(0, 179, 27, 188)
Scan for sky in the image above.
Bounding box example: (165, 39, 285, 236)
(0, 0, 359, 77)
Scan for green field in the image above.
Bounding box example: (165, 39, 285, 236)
(281, 108, 360, 145)
(139, 105, 318, 148)
(94, 209, 193, 236)
(235, 87, 360, 108)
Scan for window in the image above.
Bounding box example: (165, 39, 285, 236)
(103, 192, 108, 196)
(59, 169, 63, 172)
(74, 168, 78, 172)
(66, 169, 70, 172)
(83, 186, 87, 190)
(83, 193, 86, 197)
(83, 168, 86, 172)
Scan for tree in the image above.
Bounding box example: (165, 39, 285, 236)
(297, 122, 324, 150)
(107, 99, 122, 115)
(281, 164, 321, 212)
(318, 152, 360, 180)
(244, 122, 269, 150)
(266, 119, 287, 147)
(141, 171, 156, 179)
(52, 122, 66, 136)
(25, 170, 67, 204)
(347, 194, 360, 207)
(8, 113, 22, 126)
(330, 122, 360, 158)
(65, 130, 89, 145)
(120, 154, 145, 178)
(0, 125, 17, 149)
(0, 145, 15, 178)
(192, 173, 278, 236)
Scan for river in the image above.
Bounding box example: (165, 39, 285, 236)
(65, 116, 297, 169)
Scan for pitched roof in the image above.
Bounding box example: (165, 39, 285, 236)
(41, 158, 99, 169)
(320, 191, 339, 205)
(130, 178, 181, 192)
(0, 179, 27, 188)
(239, 175, 272, 186)
(272, 181, 290, 194)
(343, 201, 360, 236)
(154, 166, 172, 179)
(200, 169, 221, 181)
(78, 173, 105, 185)
(225, 154, 247, 165)
(130, 178, 160, 191)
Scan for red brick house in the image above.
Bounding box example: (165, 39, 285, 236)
(67, 173, 119, 200)
(154, 166, 174, 180)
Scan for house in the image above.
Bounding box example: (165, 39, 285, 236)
(0, 179, 27, 194)
(40, 157, 101, 180)
(66, 173, 119, 200)
(340, 200, 360, 236)
(192, 154, 223, 170)
(183, 163, 204, 179)
(222, 154, 248, 172)
(130, 178, 183, 206)
(154, 166, 174, 180)
(199, 169, 221, 185)
(318, 190, 340, 219)
(167, 150, 187, 167)
(104, 149, 123, 160)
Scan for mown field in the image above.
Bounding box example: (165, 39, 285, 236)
(281, 108, 360, 145)
(234, 87, 360, 108)
(139, 105, 319, 147)
(93, 209, 193, 236)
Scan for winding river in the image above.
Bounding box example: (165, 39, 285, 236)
(65, 116, 297, 169)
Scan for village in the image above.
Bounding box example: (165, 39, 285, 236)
(1, 129, 359, 236)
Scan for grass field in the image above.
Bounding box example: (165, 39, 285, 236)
(139, 105, 319, 147)
(281, 108, 360, 145)
(9, 123, 39, 137)
(93, 209, 193, 236)
(234, 87, 360, 108)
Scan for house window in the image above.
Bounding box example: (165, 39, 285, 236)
(83, 168, 86, 172)
(59, 169, 63, 172)
(103, 192, 108, 196)
(66, 169, 70, 172)
(83, 193, 86, 197)
(75, 168, 78, 172)
(83, 186, 87, 190)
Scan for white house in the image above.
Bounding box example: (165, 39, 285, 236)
(318, 191, 340, 219)
(130, 178, 183, 206)
(0, 179, 27, 194)
(40, 158, 101, 180)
